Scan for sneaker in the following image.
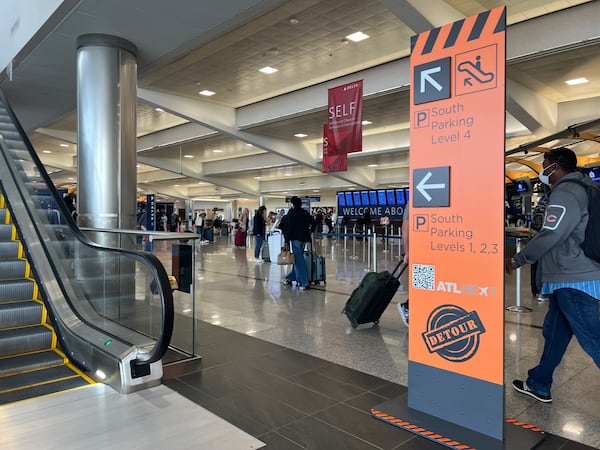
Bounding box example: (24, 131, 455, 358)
(512, 380, 552, 403)
(253, 258, 264, 263)
(397, 301, 409, 326)
(282, 280, 292, 285)
(537, 296, 549, 303)
(299, 285, 310, 291)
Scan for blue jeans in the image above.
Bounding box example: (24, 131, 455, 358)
(527, 288, 600, 395)
(285, 240, 309, 287)
(196, 226, 204, 240)
(254, 235, 264, 259)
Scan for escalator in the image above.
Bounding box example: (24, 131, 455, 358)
(0, 89, 174, 404)
(0, 192, 94, 403)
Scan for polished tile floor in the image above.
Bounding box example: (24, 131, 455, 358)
(160, 234, 599, 449)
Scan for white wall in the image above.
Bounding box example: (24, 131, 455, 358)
(0, 0, 63, 72)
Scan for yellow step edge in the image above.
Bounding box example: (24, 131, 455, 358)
(0, 348, 56, 361)
(0, 322, 51, 333)
(2, 383, 96, 406)
(5, 208, 10, 225)
(51, 346, 96, 384)
(0, 374, 81, 395)
(0, 361, 66, 379)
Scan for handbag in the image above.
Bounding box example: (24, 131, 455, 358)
(277, 248, 295, 265)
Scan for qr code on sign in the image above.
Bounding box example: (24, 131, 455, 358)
(412, 264, 435, 291)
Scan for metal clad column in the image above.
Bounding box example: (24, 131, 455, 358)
(76, 34, 137, 319)
(77, 34, 137, 242)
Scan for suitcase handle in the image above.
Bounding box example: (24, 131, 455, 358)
(387, 261, 408, 286)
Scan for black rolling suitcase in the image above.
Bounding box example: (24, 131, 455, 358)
(342, 261, 407, 328)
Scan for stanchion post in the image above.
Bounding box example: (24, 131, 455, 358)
(372, 228, 377, 272)
(506, 237, 532, 313)
(366, 229, 371, 271)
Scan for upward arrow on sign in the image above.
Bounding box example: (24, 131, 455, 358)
(420, 67, 443, 93)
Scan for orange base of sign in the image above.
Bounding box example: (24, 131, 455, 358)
(371, 395, 544, 450)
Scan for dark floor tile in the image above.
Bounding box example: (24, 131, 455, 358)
(344, 391, 389, 413)
(535, 432, 568, 450)
(163, 378, 215, 403)
(315, 362, 390, 391)
(561, 438, 600, 450)
(314, 402, 414, 449)
(251, 375, 338, 414)
(390, 435, 442, 449)
(196, 360, 283, 392)
(177, 366, 251, 399)
(258, 431, 305, 449)
(372, 382, 408, 399)
(248, 348, 331, 378)
(278, 416, 380, 450)
(218, 384, 306, 430)
(289, 370, 367, 402)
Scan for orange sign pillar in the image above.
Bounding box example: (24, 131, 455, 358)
(409, 6, 506, 440)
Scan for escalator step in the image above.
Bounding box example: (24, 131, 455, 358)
(0, 350, 64, 377)
(0, 208, 5, 223)
(0, 301, 43, 328)
(0, 375, 91, 405)
(0, 326, 53, 358)
(0, 242, 19, 259)
(0, 279, 34, 301)
(0, 224, 13, 240)
(0, 364, 79, 393)
(0, 259, 27, 279)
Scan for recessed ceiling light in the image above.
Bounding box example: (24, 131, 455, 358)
(212, 149, 223, 153)
(284, 173, 292, 176)
(313, 189, 319, 192)
(183, 154, 194, 158)
(67, 177, 74, 180)
(154, 107, 164, 112)
(42, 150, 52, 154)
(259, 66, 278, 74)
(362, 120, 372, 125)
(346, 31, 370, 42)
(60, 143, 69, 147)
(289, 18, 299, 25)
(174, 184, 180, 187)
(294, 133, 308, 138)
(368, 164, 379, 167)
(198, 90, 215, 96)
(565, 77, 588, 85)
(254, 176, 262, 179)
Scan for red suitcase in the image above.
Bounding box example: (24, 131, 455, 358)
(234, 230, 247, 247)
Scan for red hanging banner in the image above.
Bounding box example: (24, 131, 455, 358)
(322, 123, 348, 173)
(327, 80, 363, 154)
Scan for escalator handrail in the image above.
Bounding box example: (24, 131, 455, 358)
(0, 89, 173, 366)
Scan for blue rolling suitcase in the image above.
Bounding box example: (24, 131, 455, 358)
(304, 239, 326, 285)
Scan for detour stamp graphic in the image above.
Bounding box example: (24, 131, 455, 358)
(421, 304, 486, 362)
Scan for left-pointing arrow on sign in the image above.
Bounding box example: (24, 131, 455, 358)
(420, 67, 443, 93)
(416, 171, 446, 202)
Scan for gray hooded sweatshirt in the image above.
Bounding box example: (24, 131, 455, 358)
(513, 171, 600, 287)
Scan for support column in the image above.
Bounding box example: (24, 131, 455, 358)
(76, 34, 138, 319)
(77, 34, 137, 241)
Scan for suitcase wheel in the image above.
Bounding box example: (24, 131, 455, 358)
(373, 320, 380, 326)
(351, 320, 358, 329)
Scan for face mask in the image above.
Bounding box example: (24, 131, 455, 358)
(539, 163, 556, 186)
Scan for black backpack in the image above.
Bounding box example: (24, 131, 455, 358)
(561, 179, 600, 262)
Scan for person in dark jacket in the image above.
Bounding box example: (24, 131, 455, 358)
(280, 197, 316, 290)
(252, 206, 267, 263)
(507, 147, 600, 403)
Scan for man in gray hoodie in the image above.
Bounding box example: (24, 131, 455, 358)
(507, 147, 600, 403)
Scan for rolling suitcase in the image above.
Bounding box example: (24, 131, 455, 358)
(234, 230, 247, 247)
(342, 261, 407, 328)
(262, 240, 270, 261)
(304, 239, 326, 285)
(204, 227, 214, 242)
